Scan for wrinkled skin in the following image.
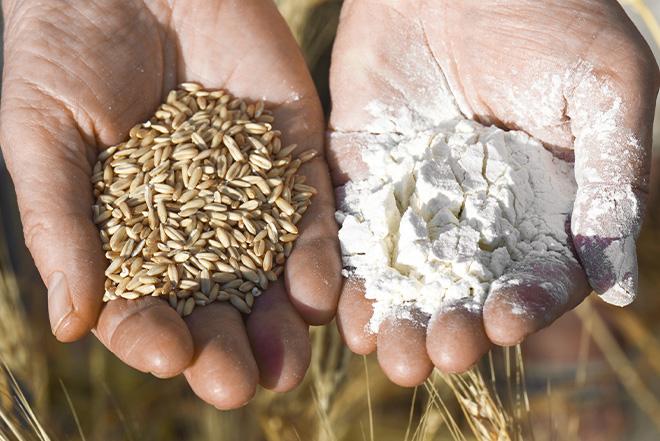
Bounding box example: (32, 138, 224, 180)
(328, 0, 659, 384)
(0, 0, 342, 408)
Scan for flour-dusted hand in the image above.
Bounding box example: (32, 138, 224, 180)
(0, 0, 341, 408)
(327, 0, 659, 382)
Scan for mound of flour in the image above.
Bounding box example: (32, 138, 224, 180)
(336, 119, 577, 333)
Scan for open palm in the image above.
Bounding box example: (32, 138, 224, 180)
(0, 0, 342, 408)
(328, 0, 659, 385)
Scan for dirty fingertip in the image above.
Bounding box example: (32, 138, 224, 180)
(573, 234, 637, 307)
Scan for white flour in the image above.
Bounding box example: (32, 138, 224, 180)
(336, 118, 577, 333)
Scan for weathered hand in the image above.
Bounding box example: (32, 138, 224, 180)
(0, 0, 341, 408)
(327, 0, 658, 385)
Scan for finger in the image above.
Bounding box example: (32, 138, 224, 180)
(246, 282, 311, 393)
(483, 255, 591, 346)
(277, 101, 342, 326)
(94, 296, 193, 378)
(0, 92, 104, 342)
(426, 299, 491, 374)
(569, 36, 659, 306)
(376, 310, 433, 387)
(183, 302, 259, 410)
(283, 187, 343, 324)
(336, 276, 378, 355)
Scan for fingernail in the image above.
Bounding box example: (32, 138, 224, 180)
(47, 272, 73, 336)
(600, 279, 636, 307)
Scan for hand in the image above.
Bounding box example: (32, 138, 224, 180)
(327, 0, 659, 385)
(0, 0, 342, 408)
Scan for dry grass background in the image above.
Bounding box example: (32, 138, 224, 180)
(2, 0, 660, 440)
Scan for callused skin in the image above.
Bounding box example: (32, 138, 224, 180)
(328, 0, 659, 385)
(0, 0, 342, 409)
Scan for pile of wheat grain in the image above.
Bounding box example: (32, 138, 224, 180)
(91, 83, 316, 316)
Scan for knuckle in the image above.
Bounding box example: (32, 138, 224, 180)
(21, 209, 51, 255)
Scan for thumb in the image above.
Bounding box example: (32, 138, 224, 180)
(569, 60, 659, 306)
(1, 90, 104, 341)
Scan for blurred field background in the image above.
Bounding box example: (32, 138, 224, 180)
(2, 0, 660, 440)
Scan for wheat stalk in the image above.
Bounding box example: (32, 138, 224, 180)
(0, 359, 50, 441)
